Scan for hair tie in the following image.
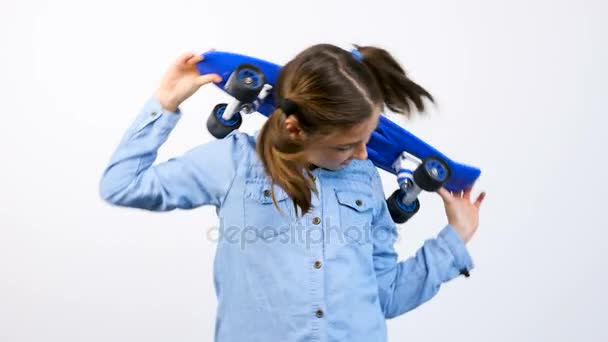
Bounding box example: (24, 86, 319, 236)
(280, 98, 298, 116)
(350, 48, 363, 62)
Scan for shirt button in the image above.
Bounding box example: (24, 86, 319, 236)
(312, 217, 321, 225)
(263, 189, 271, 197)
(355, 199, 363, 206)
(313, 261, 322, 269)
(315, 309, 324, 318)
(150, 111, 158, 116)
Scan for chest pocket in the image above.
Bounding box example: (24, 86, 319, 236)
(335, 189, 374, 246)
(244, 179, 293, 240)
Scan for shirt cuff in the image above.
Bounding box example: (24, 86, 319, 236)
(133, 95, 182, 133)
(438, 224, 475, 277)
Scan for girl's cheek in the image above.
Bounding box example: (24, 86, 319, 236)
(328, 152, 347, 163)
(318, 148, 350, 164)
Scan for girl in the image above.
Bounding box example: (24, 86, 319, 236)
(100, 44, 486, 342)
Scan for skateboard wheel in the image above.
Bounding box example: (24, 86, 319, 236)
(225, 63, 266, 103)
(413, 157, 451, 192)
(386, 189, 420, 224)
(207, 103, 242, 138)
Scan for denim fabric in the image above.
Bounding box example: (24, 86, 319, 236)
(99, 96, 474, 342)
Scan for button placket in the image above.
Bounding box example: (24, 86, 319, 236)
(307, 173, 325, 337)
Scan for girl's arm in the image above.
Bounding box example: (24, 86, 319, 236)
(370, 169, 476, 319)
(98, 95, 247, 211)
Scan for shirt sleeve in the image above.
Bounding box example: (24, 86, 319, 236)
(369, 166, 474, 319)
(98, 95, 247, 211)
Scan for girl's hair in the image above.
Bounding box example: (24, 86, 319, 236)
(256, 43, 434, 216)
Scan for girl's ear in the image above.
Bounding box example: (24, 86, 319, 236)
(283, 116, 307, 142)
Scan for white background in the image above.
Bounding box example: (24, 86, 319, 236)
(1, 0, 606, 341)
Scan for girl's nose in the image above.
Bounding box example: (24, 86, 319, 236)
(352, 143, 368, 160)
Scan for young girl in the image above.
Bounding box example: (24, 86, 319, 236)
(100, 44, 486, 342)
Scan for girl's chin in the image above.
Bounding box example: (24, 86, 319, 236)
(332, 162, 350, 170)
(314, 161, 349, 171)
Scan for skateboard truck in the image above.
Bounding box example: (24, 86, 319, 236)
(221, 83, 273, 120)
(207, 63, 272, 138)
(386, 151, 451, 224)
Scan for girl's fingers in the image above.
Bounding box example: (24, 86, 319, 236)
(437, 187, 452, 202)
(187, 54, 203, 66)
(474, 192, 486, 209)
(176, 52, 195, 65)
(463, 186, 473, 200)
(195, 73, 222, 86)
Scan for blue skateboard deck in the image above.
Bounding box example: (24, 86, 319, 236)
(196, 51, 481, 192)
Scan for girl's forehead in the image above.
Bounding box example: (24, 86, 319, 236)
(313, 111, 380, 145)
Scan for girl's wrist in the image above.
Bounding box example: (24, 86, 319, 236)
(154, 89, 178, 112)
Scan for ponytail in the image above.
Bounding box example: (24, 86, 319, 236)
(256, 107, 317, 216)
(356, 45, 435, 117)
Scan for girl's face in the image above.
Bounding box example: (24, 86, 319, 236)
(299, 110, 381, 171)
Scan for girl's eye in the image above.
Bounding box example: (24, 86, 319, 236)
(334, 146, 353, 152)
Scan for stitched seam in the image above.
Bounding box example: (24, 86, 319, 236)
(218, 135, 247, 209)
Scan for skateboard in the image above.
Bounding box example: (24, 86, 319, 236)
(196, 51, 481, 223)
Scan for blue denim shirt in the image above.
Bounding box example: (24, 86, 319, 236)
(99, 96, 474, 342)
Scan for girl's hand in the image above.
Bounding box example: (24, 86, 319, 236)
(437, 186, 486, 244)
(154, 51, 222, 112)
